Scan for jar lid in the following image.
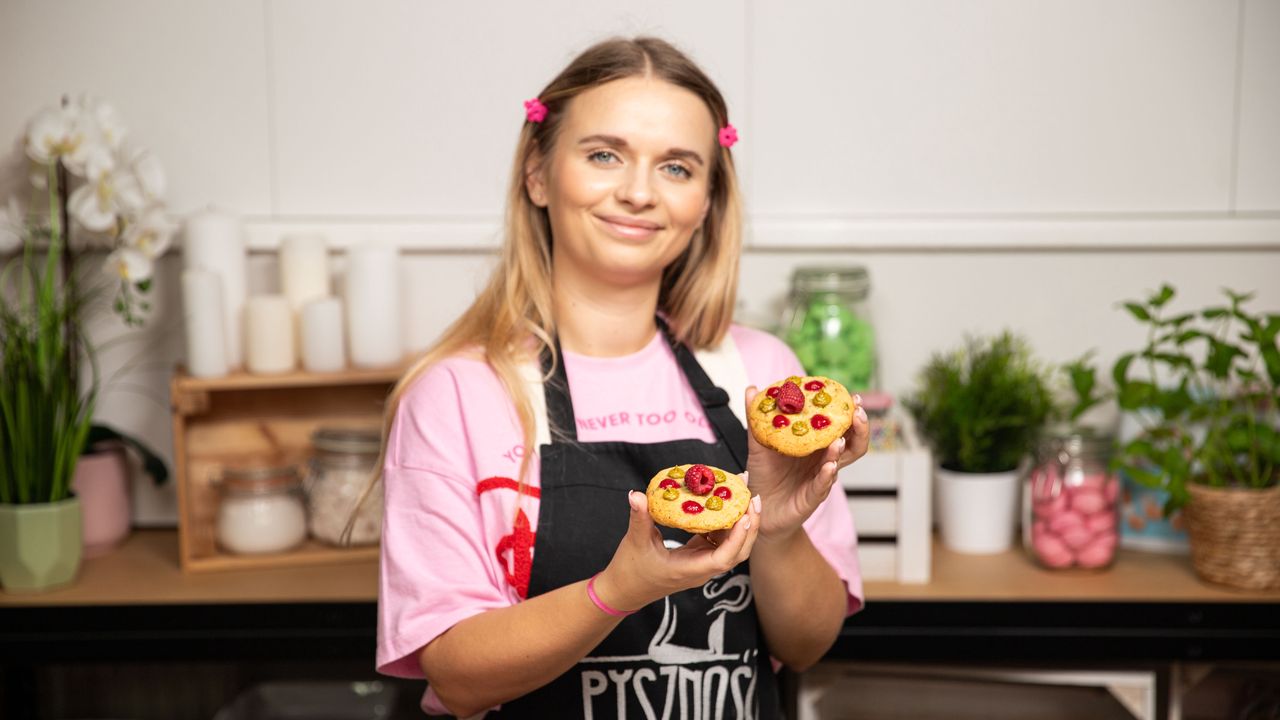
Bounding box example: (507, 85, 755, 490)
(220, 464, 301, 494)
(312, 426, 381, 455)
(1040, 426, 1116, 459)
(790, 266, 870, 298)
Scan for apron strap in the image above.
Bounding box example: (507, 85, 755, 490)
(540, 335, 578, 442)
(656, 318, 749, 470)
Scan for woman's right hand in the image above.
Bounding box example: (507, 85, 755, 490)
(591, 489, 761, 613)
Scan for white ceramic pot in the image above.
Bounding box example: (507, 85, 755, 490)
(936, 466, 1021, 554)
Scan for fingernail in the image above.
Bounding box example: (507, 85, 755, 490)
(743, 517, 752, 530)
(836, 438, 847, 453)
(627, 490, 639, 511)
(752, 495, 762, 513)
(856, 406, 868, 422)
(854, 394, 863, 405)
(741, 471, 749, 485)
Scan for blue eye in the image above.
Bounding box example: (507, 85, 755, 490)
(663, 164, 692, 179)
(588, 150, 618, 164)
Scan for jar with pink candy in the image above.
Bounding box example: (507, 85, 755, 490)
(1024, 430, 1121, 570)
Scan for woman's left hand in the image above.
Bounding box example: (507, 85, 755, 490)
(742, 385, 870, 543)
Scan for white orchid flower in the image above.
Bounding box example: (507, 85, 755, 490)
(25, 105, 88, 168)
(0, 197, 24, 253)
(68, 145, 145, 233)
(104, 246, 154, 282)
(76, 94, 127, 152)
(126, 147, 165, 201)
(122, 205, 175, 258)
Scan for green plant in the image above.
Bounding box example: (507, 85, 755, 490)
(904, 331, 1054, 473)
(1105, 285, 1279, 513)
(0, 164, 97, 504)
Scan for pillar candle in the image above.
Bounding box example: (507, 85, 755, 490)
(245, 295, 295, 374)
(344, 244, 401, 368)
(279, 234, 330, 312)
(180, 269, 228, 378)
(182, 207, 248, 370)
(301, 297, 346, 373)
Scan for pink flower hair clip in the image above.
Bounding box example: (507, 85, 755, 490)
(524, 98, 548, 123)
(718, 123, 738, 148)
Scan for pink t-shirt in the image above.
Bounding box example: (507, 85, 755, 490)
(376, 325, 863, 713)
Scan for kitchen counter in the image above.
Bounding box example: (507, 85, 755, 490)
(2, 529, 1277, 666)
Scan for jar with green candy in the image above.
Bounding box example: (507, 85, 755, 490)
(779, 266, 878, 392)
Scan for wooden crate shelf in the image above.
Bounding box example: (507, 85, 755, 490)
(170, 365, 404, 572)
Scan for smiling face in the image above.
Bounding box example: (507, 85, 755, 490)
(526, 76, 718, 290)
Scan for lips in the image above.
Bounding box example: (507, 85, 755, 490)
(596, 214, 662, 241)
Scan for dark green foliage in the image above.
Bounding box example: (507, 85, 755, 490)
(905, 331, 1054, 473)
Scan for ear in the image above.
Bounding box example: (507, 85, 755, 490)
(525, 152, 549, 208)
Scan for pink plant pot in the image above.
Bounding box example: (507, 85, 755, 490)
(72, 448, 132, 557)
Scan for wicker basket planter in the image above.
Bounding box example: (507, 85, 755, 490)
(1184, 483, 1280, 591)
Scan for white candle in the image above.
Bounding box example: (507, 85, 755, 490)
(279, 234, 330, 312)
(180, 269, 229, 378)
(344, 244, 401, 368)
(182, 207, 248, 370)
(245, 295, 295, 374)
(301, 297, 346, 373)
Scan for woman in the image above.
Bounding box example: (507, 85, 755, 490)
(371, 36, 869, 719)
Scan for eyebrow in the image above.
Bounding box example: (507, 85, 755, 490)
(577, 134, 705, 167)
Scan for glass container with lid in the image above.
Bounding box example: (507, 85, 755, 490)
(779, 266, 878, 393)
(1023, 428, 1121, 570)
(216, 464, 308, 555)
(307, 426, 384, 546)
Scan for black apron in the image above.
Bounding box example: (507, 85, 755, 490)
(493, 320, 781, 720)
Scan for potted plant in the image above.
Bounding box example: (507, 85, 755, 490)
(904, 331, 1054, 554)
(0, 96, 172, 590)
(1106, 285, 1279, 590)
(0, 162, 95, 591)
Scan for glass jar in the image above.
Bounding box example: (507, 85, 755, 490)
(779, 266, 878, 392)
(1023, 429, 1121, 570)
(307, 426, 384, 546)
(216, 465, 307, 555)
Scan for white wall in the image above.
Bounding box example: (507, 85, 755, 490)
(1, 0, 1277, 525)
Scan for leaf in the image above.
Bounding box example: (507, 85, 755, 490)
(1152, 284, 1176, 308)
(1118, 381, 1157, 411)
(1202, 308, 1229, 320)
(1263, 345, 1280, 387)
(1124, 302, 1152, 322)
(1225, 288, 1255, 305)
(1205, 339, 1245, 379)
(1112, 352, 1136, 388)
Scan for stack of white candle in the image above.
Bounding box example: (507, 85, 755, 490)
(181, 208, 248, 377)
(344, 244, 402, 369)
(182, 221, 404, 376)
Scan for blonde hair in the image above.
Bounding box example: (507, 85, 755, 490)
(345, 36, 744, 539)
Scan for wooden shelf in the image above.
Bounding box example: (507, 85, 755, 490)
(172, 364, 408, 393)
(0, 530, 378, 606)
(169, 365, 401, 573)
(5, 530, 1278, 608)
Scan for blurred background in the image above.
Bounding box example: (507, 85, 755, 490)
(2, 0, 1277, 525)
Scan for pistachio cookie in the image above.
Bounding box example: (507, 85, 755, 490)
(646, 463, 751, 533)
(748, 376, 856, 457)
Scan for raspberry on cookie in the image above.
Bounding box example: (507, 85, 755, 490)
(646, 463, 751, 533)
(747, 375, 856, 457)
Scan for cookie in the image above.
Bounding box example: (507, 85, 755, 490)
(747, 375, 856, 457)
(646, 463, 751, 533)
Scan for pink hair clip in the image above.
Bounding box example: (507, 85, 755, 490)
(718, 123, 738, 148)
(524, 98, 548, 123)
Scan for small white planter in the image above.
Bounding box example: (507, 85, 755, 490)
(936, 466, 1021, 554)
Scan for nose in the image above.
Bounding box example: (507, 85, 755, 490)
(616, 164, 655, 209)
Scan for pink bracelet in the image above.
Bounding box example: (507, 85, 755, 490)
(586, 573, 636, 617)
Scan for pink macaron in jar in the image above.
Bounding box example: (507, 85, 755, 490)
(1024, 429, 1120, 571)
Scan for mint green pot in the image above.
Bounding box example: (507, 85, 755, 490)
(0, 497, 83, 592)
